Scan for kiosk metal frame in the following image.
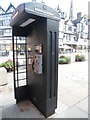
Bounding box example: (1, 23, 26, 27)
(11, 2, 60, 117)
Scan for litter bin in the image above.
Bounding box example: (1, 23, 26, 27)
(10, 2, 60, 117)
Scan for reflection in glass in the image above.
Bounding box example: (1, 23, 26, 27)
(19, 80, 26, 87)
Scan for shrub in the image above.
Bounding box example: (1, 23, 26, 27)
(59, 56, 71, 64)
(75, 54, 85, 62)
(58, 58, 67, 64)
(65, 56, 71, 63)
(60, 55, 66, 59)
(80, 55, 85, 61)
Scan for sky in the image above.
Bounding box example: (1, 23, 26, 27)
(0, 0, 89, 19)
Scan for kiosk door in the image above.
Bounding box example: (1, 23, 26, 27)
(13, 36, 28, 102)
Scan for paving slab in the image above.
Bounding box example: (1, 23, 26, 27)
(58, 106, 88, 118)
(58, 87, 70, 96)
(69, 87, 88, 99)
(75, 97, 88, 113)
(0, 61, 88, 118)
(55, 101, 69, 114)
(59, 93, 81, 107)
(2, 100, 45, 118)
(2, 102, 21, 118)
(48, 112, 58, 118)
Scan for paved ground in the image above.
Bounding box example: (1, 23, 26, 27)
(0, 61, 88, 119)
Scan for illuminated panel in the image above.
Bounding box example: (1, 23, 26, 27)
(20, 18, 35, 27)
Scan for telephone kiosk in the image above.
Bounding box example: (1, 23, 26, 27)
(10, 2, 60, 117)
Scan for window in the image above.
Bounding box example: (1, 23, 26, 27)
(64, 25, 66, 31)
(1, 44, 6, 50)
(0, 20, 3, 26)
(80, 33, 83, 39)
(3, 19, 10, 26)
(66, 35, 70, 41)
(74, 37, 78, 41)
(69, 35, 71, 41)
(76, 34, 79, 40)
(68, 26, 72, 31)
(81, 23, 83, 32)
(0, 31, 3, 35)
(74, 28, 76, 32)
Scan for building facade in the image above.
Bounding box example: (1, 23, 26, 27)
(0, 3, 15, 52)
(73, 13, 88, 50)
(0, 2, 88, 54)
(58, 0, 88, 54)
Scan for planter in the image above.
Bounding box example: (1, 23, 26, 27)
(0, 67, 8, 86)
(58, 56, 71, 64)
(6, 68, 12, 73)
(75, 55, 85, 62)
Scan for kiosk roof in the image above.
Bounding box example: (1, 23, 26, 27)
(10, 2, 60, 27)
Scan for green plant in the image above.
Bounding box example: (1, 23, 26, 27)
(0, 59, 13, 71)
(75, 54, 85, 62)
(60, 55, 66, 59)
(58, 58, 67, 64)
(0, 62, 7, 67)
(65, 56, 71, 63)
(59, 56, 71, 64)
(80, 55, 85, 61)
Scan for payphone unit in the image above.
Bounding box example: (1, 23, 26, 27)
(34, 54, 43, 74)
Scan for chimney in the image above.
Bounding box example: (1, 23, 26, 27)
(32, 0, 36, 2)
(57, 5, 61, 13)
(41, 0, 45, 4)
(77, 12, 81, 19)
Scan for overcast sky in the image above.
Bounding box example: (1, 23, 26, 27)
(0, 0, 89, 19)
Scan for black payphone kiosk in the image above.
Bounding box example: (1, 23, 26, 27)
(10, 2, 60, 117)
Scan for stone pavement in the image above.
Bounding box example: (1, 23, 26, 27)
(0, 61, 88, 119)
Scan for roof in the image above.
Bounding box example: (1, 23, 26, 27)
(73, 16, 83, 25)
(0, 6, 5, 14)
(64, 19, 76, 27)
(65, 15, 87, 27)
(5, 3, 15, 13)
